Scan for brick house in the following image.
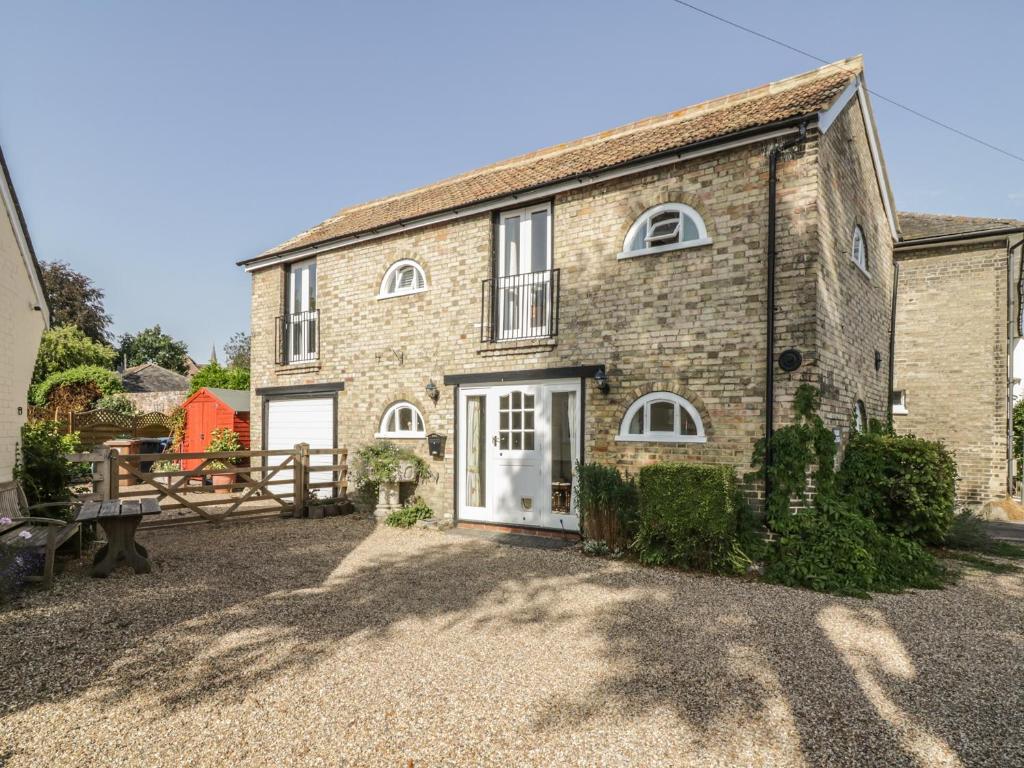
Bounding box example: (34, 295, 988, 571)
(893, 213, 1024, 507)
(239, 56, 929, 530)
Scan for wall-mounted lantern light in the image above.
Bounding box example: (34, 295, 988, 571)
(594, 368, 610, 394)
(425, 380, 439, 402)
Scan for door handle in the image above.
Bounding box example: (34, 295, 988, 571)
(492, 435, 498, 446)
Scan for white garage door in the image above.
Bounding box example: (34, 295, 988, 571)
(266, 397, 335, 498)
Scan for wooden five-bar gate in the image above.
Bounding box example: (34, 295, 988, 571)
(67, 444, 347, 528)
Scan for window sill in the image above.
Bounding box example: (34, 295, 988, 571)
(377, 288, 427, 301)
(891, 407, 908, 416)
(275, 360, 321, 375)
(851, 259, 871, 279)
(615, 435, 707, 444)
(374, 433, 426, 440)
(617, 238, 713, 260)
(477, 337, 557, 356)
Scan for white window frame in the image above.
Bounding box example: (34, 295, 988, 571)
(891, 390, 908, 415)
(379, 259, 427, 299)
(851, 224, 869, 275)
(285, 258, 317, 364)
(618, 203, 712, 260)
(616, 391, 707, 444)
(376, 401, 427, 439)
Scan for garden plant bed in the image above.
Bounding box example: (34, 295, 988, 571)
(0, 516, 1021, 766)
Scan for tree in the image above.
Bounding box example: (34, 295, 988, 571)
(33, 325, 117, 384)
(39, 261, 112, 343)
(118, 325, 189, 374)
(187, 362, 250, 395)
(223, 331, 250, 369)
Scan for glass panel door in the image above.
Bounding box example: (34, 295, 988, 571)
(497, 204, 552, 340)
(286, 260, 316, 362)
(464, 394, 487, 509)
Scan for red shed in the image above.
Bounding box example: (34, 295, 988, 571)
(181, 387, 251, 470)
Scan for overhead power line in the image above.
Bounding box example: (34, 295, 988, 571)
(666, 0, 1024, 164)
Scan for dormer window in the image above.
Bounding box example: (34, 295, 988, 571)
(619, 203, 711, 260)
(379, 260, 427, 299)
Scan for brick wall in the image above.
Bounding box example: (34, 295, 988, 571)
(249, 124, 889, 519)
(893, 240, 1010, 506)
(814, 100, 895, 446)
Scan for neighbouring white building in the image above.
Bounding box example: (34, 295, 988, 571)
(0, 143, 50, 482)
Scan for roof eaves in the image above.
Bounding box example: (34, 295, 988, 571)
(238, 114, 814, 269)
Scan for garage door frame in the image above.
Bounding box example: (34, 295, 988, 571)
(257, 383, 345, 484)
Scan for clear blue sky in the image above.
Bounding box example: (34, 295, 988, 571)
(1, 0, 1021, 358)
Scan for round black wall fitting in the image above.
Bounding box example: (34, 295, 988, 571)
(778, 348, 803, 373)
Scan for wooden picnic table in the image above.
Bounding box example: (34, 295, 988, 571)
(76, 499, 161, 577)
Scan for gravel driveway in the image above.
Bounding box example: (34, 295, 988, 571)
(1, 516, 1021, 767)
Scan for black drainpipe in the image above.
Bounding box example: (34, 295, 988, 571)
(887, 261, 900, 431)
(764, 122, 807, 499)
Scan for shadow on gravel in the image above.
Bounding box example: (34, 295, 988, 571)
(1, 518, 1021, 767)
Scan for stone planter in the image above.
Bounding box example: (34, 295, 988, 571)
(375, 461, 421, 519)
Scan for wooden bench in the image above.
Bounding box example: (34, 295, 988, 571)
(0, 480, 82, 588)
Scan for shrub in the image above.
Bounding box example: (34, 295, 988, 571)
(14, 421, 78, 519)
(32, 325, 117, 384)
(632, 462, 749, 572)
(838, 427, 956, 545)
(30, 365, 123, 407)
(385, 498, 433, 528)
(94, 393, 137, 415)
(187, 362, 250, 395)
(575, 462, 637, 550)
(752, 383, 946, 596)
(766, 499, 945, 597)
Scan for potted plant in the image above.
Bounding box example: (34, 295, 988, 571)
(205, 428, 243, 494)
(351, 441, 432, 518)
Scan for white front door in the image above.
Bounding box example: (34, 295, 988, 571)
(458, 379, 580, 531)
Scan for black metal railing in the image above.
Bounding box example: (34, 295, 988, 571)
(276, 309, 319, 364)
(480, 268, 560, 343)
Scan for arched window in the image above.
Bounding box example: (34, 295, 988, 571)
(853, 400, 867, 433)
(379, 259, 427, 298)
(851, 225, 868, 272)
(619, 203, 711, 259)
(377, 401, 426, 438)
(617, 392, 707, 443)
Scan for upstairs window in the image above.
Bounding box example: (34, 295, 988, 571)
(380, 260, 427, 298)
(620, 203, 711, 259)
(851, 225, 868, 273)
(617, 392, 706, 443)
(377, 401, 426, 438)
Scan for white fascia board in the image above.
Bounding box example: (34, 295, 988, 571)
(817, 77, 859, 135)
(243, 125, 803, 273)
(855, 82, 900, 240)
(0, 169, 49, 327)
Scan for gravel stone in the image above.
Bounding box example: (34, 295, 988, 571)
(1, 516, 1021, 767)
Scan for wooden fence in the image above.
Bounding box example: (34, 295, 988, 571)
(72, 408, 171, 446)
(66, 444, 347, 527)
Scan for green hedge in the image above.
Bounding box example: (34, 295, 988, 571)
(838, 429, 956, 545)
(30, 365, 123, 407)
(633, 462, 747, 572)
